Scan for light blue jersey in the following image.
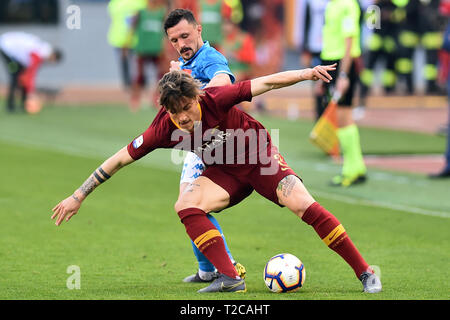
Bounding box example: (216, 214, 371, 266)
(179, 41, 235, 88)
(178, 42, 236, 274)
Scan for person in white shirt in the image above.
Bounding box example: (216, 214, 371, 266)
(0, 32, 62, 113)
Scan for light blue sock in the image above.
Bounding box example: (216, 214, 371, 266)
(191, 214, 234, 272)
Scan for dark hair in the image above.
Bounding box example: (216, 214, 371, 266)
(158, 70, 203, 113)
(163, 8, 198, 34)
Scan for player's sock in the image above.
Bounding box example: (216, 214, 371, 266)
(207, 214, 235, 263)
(178, 208, 239, 279)
(301, 202, 369, 278)
(190, 241, 216, 275)
(337, 124, 367, 177)
(190, 214, 235, 277)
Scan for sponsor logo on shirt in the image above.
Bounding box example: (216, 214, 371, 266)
(132, 135, 144, 149)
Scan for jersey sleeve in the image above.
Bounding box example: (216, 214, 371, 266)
(126, 110, 171, 160)
(201, 80, 252, 117)
(201, 51, 236, 83)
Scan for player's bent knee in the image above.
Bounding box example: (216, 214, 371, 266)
(277, 176, 315, 219)
(174, 197, 202, 213)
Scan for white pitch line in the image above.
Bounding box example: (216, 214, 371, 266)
(310, 189, 450, 219)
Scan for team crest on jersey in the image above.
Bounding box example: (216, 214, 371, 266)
(133, 135, 144, 149)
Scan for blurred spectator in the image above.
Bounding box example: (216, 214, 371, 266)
(393, 0, 419, 94)
(239, 0, 263, 34)
(198, 0, 228, 51)
(107, 0, 146, 90)
(251, 0, 284, 78)
(239, 0, 283, 113)
(300, 0, 328, 120)
(360, 0, 399, 104)
(221, 16, 256, 111)
(173, 0, 199, 15)
(0, 31, 62, 114)
(224, 0, 244, 25)
(430, 0, 450, 178)
(394, 0, 445, 95)
(221, 17, 256, 82)
(127, 0, 168, 111)
(416, 0, 446, 94)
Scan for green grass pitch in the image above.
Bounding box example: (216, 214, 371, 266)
(0, 104, 449, 300)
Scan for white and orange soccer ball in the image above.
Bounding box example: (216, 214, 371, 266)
(263, 253, 306, 293)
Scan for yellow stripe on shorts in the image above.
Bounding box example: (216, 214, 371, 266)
(194, 229, 221, 249)
(322, 224, 346, 246)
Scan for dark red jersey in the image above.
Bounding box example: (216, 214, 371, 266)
(127, 80, 272, 167)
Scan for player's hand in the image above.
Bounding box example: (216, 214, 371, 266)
(169, 60, 181, 72)
(51, 194, 82, 226)
(307, 63, 336, 82)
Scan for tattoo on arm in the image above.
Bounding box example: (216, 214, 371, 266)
(277, 175, 296, 198)
(79, 176, 98, 197)
(72, 193, 81, 203)
(77, 167, 112, 198)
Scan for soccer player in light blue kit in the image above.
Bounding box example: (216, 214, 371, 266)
(164, 8, 246, 282)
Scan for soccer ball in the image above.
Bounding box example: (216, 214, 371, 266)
(263, 253, 306, 293)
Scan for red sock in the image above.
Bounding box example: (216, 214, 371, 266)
(302, 202, 369, 278)
(178, 208, 239, 279)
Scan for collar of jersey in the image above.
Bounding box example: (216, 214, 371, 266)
(169, 102, 202, 132)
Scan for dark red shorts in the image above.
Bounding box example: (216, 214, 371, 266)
(201, 145, 299, 209)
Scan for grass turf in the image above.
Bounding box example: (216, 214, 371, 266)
(0, 104, 449, 300)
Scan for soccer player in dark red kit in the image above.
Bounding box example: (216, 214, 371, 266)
(51, 64, 382, 294)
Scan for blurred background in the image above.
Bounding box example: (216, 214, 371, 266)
(0, 0, 447, 105)
(0, 0, 449, 170)
(0, 1, 449, 300)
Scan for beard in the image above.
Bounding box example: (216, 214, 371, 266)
(180, 47, 194, 60)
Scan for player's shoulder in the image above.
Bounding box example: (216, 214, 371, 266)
(197, 43, 227, 64)
(148, 107, 173, 132)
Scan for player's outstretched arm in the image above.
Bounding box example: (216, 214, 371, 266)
(250, 64, 336, 97)
(204, 73, 232, 88)
(51, 146, 135, 226)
